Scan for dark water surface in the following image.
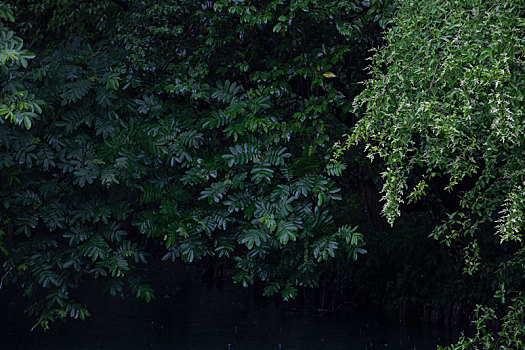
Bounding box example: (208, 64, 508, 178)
(1, 264, 459, 349)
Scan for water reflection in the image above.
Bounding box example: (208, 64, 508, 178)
(0, 264, 458, 349)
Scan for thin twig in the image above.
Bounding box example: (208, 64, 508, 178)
(401, 55, 425, 72)
(429, 60, 440, 93)
(0, 267, 13, 290)
(486, 3, 501, 12)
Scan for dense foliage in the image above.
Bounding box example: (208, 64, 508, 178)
(0, 0, 394, 328)
(439, 296, 525, 350)
(0, 1, 523, 346)
(341, 0, 524, 251)
(334, 0, 524, 346)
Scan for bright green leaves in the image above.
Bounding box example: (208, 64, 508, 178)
(0, 30, 34, 67)
(347, 0, 525, 237)
(0, 91, 42, 128)
(462, 240, 481, 276)
(333, 0, 525, 321)
(497, 184, 525, 243)
(439, 296, 525, 350)
(0, 11, 42, 128)
(342, 0, 525, 241)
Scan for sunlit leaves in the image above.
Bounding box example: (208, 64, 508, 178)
(439, 296, 525, 350)
(333, 0, 525, 313)
(348, 0, 525, 238)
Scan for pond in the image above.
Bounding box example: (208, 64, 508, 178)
(1, 264, 460, 349)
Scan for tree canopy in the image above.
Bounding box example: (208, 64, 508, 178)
(335, 1, 524, 346)
(1, 0, 392, 328)
(335, 0, 524, 287)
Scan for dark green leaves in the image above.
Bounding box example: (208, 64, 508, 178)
(79, 236, 109, 262)
(251, 163, 274, 184)
(60, 80, 93, 105)
(199, 182, 230, 203)
(222, 144, 261, 167)
(276, 221, 299, 245)
(0, 0, 390, 329)
(311, 236, 338, 262)
(239, 229, 268, 249)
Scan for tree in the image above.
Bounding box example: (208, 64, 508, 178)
(1, 0, 392, 328)
(116, 0, 395, 300)
(334, 0, 524, 344)
(0, 1, 152, 329)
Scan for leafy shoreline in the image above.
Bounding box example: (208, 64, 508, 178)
(1, 1, 523, 347)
